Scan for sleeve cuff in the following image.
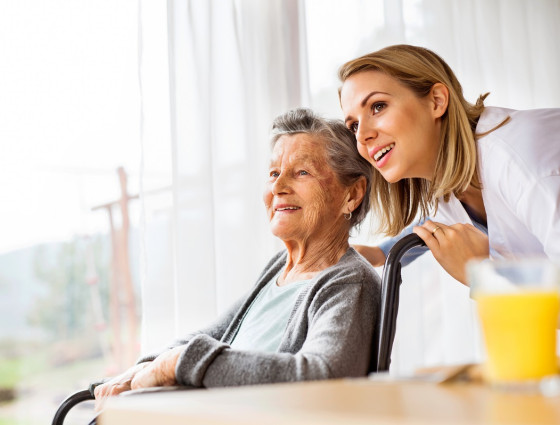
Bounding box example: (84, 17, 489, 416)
(135, 354, 157, 364)
(175, 334, 229, 387)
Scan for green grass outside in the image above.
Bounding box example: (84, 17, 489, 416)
(0, 349, 50, 389)
(0, 349, 106, 425)
(0, 358, 21, 388)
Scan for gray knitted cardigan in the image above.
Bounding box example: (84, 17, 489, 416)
(138, 247, 380, 388)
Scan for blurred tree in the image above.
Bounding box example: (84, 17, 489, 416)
(28, 235, 110, 343)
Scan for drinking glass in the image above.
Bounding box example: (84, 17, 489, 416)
(468, 258, 560, 388)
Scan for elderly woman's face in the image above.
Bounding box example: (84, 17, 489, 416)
(263, 134, 349, 243)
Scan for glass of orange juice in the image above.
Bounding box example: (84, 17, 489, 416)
(468, 258, 560, 388)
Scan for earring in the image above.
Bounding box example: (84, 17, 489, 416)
(344, 211, 352, 221)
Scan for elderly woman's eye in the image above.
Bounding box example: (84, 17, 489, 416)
(270, 170, 279, 178)
(298, 170, 309, 176)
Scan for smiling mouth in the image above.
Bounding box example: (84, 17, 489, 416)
(276, 207, 300, 211)
(373, 143, 395, 161)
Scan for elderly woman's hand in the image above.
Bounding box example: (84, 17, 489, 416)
(130, 345, 186, 390)
(414, 220, 489, 286)
(93, 346, 186, 411)
(93, 362, 150, 411)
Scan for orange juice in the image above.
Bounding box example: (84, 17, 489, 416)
(476, 291, 559, 382)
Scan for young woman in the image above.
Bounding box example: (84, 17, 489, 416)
(338, 44, 560, 285)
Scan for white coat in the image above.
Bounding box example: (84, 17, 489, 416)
(434, 106, 560, 261)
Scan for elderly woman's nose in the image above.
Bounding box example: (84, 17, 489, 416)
(272, 173, 291, 194)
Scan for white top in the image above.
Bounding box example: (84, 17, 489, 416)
(435, 106, 560, 261)
(230, 270, 310, 353)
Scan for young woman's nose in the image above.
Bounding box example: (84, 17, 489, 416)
(356, 119, 378, 146)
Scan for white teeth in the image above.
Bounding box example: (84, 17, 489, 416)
(373, 143, 395, 161)
(277, 207, 299, 211)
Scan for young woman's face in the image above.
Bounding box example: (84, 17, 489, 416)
(340, 70, 442, 182)
(263, 134, 348, 244)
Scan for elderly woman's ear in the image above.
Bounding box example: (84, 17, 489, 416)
(345, 176, 367, 215)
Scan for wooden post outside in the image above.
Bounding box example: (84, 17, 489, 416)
(117, 167, 139, 366)
(92, 167, 139, 372)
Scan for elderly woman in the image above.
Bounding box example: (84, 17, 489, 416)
(94, 108, 379, 409)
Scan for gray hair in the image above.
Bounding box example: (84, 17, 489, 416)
(270, 108, 372, 227)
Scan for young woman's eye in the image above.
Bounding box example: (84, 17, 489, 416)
(349, 122, 359, 134)
(371, 102, 387, 114)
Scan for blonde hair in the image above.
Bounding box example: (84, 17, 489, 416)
(338, 44, 493, 236)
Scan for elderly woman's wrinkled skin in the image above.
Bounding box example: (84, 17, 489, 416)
(263, 134, 362, 284)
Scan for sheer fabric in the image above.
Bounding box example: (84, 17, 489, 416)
(140, 0, 308, 352)
(306, 0, 560, 374)
(139, 0, 560, 372)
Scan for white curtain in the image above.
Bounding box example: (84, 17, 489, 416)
(398, 0, 560, 374)
(343, 0, 560, 374)
(139, 0, 560, 372)
(140, 0, 308, 352)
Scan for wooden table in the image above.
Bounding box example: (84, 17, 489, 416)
(99, 378, 560, 425)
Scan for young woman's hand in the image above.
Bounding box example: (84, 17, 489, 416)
(413, 220, 489, 286)
(352, 244, 386, 267)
